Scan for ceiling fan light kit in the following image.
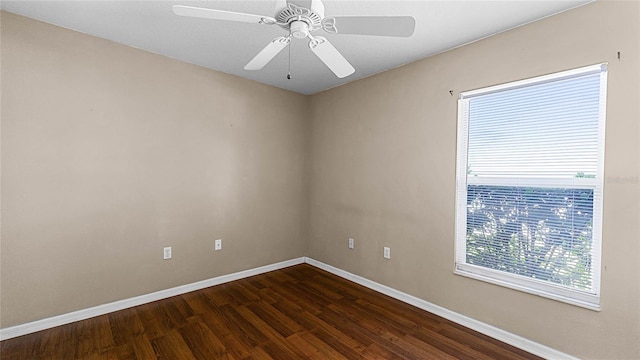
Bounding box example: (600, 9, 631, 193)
(172, 0, 415, 79)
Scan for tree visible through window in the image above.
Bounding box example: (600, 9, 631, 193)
(455, 64, 607, 309)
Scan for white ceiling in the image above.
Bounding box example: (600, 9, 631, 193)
(1, 0, 591, 95)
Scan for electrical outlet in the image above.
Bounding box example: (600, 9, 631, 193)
(163, 246, 172, 260)
(383, 247, 391, 259)
(214, 239, 222, 251)
(348, 238, 354, 249)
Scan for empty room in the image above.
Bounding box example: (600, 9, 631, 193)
(1, 0, 639, 359)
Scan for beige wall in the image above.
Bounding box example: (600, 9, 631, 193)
(308, 1, 639, 359)
(2, 1, 640, 358)
(1, 11, 308, 327)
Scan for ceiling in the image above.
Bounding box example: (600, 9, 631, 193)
(1, 0, 592, 95)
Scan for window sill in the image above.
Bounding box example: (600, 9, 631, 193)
(454, 264, 601, 311)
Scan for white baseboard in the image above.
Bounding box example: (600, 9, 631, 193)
(304, 257, 579, 360)
(0, 257, 305, 341)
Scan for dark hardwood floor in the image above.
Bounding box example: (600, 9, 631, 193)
(0, 264, 542, 359)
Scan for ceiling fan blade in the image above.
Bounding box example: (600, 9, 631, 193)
(308, 36, 355, 78)
(310, 0, 325, 18)
(244, 36, 290, 71)
(172, 5, 276, 24)
(330, 16, 415, 37)
(274, 0, 288, 13)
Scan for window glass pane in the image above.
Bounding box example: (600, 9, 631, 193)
(467, 73, 601, 179)
(466, 185, 594, 292)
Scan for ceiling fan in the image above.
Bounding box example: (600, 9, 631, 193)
(172, 0, 415, 78)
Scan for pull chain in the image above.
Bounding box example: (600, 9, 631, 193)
(287, 41, 292, 80)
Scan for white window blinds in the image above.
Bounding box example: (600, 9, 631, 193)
(455, 64, 607, 310)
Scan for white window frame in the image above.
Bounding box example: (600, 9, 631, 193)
(454, 64, 607, 310)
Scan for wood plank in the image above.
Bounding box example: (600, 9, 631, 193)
(199, 311, 253, 360)
(308, 326, 366, 359)
(244, 301, 303, 337)
(297, 330, 351, 360)
(178, 321, 235, 359)
(150, 328, 197, 360)
(108, 307, 145, 347)
(285, 333, 329, 360)
(180, 291, 217, 316)
(74, 315, 115, 357)
(129, 334, 156, 360)
(233, 306, 305, 359)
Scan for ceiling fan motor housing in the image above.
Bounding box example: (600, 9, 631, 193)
(290, 20, 310, 38)
(277, 4, 323, 35)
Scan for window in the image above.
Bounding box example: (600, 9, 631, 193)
(454, 64, 607, 310)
